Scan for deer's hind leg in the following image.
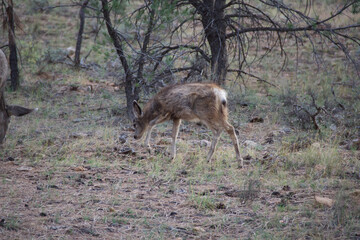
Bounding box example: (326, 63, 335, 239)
(206, 129, 222, 163)
(223, 121, 242, 168)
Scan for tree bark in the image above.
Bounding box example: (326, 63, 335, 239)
(101, 0, 139, 120)
(190, 0, 228, 85)
(74, 0, 89, 67)
(6, 3, 19, 91)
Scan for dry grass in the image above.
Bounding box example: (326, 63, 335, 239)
(0, 0, 359, 239)
(1, 85, 358, 239)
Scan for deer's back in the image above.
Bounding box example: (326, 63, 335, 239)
(151, 83, 228, 121)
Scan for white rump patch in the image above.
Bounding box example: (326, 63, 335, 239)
(213, 88, 227, 102)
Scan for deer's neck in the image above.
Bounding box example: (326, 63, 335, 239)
(143, 99, 163, 124)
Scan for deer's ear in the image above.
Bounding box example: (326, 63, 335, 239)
(7, 105, 35, 117)
(132, 101, 142, 118)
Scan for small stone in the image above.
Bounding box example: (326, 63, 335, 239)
(70, 132, 88, 138)
(118, 134, 127, 144)
(17, 166, 33, 171)
(312, 142, 321, 148)
(244, 140, 257, 148)
(281, 127, 292, 134)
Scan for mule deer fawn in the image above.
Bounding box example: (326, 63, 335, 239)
(0, 49, 35, 144)
(132, 83, 243, 167)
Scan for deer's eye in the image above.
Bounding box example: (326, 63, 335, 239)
(133, 123, 136, 128)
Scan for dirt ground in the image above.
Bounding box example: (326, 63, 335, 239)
(1, 86, 359, 239)
(1, 1, 359, 239)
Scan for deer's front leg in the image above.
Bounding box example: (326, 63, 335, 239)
(144, 114, 168, 152)
(171, 119, 181, 160)
(144, 125, 154, 153)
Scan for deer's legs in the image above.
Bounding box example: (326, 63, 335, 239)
(144, 113, 170, 150)
(206, 130, 222, 163)
(144, 125, 154, 148)
(224, 121, 243, 168)
(171, 118, 181, 159)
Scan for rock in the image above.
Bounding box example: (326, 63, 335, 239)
(311, 142, 321, 148)
(17, 166, 33, 171)
(280, 127, 292, 134)
(66, 46, 75, 55)
(66, 46, 75, 61)
(193, 227, 206, 232)
(70, 132, 89, 138)
(244, 140, 257, 148)
(119, 147, 136, 155)
(118, 133, 128, 144)
(74, 166, 86, 172)
(72, 118, 86, 123)
(314, 196, 334, 207)
(189, 140, 211, 147)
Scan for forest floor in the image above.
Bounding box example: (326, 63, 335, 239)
(0, 75, 359, 239)
(1, 1, 360, 239)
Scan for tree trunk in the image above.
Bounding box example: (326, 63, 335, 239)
(101, 0, 139, 120)
(190, 0, 228, 85)
(7, 3, 19, 91)
(74, 0, 89, 67)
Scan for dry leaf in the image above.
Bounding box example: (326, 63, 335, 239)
(315, 196, 334, 207)
(74, 166, 86, 172)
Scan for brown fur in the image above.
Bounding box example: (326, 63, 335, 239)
(133, 83, 243, 167)
(0, 49, 34, 144)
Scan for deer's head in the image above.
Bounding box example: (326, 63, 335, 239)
(132, 100, 148, 140)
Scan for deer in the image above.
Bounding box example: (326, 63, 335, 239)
(132, 83, 243, 168)
(0, 49, 35, 145)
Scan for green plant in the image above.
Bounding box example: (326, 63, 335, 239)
(2, 216, 20, 231)
(188, 191, 216, 211)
